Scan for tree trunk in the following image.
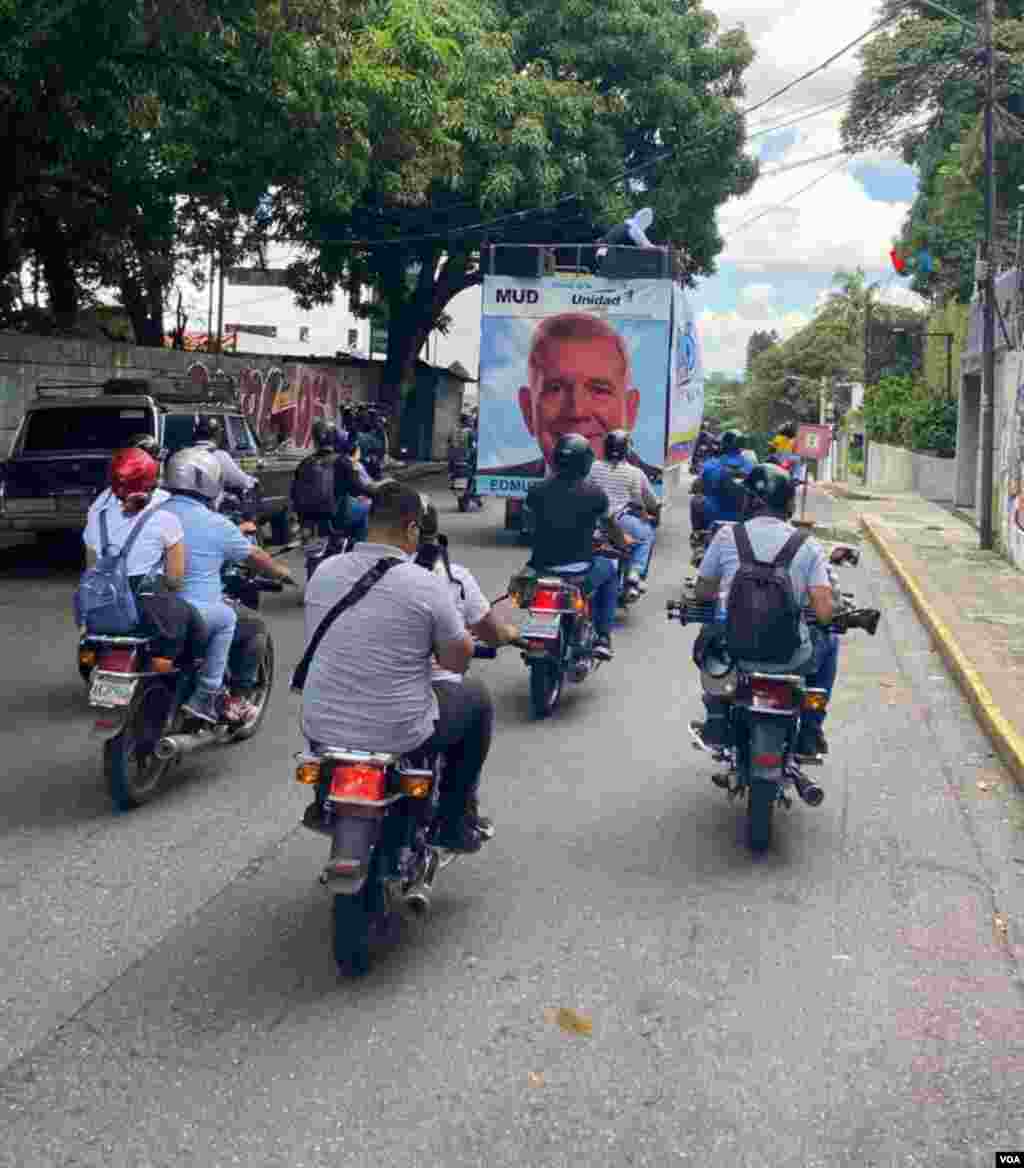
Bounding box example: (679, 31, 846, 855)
(38, 231, 78, 332)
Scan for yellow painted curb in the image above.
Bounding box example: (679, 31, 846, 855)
(860, 514, 1024, 790)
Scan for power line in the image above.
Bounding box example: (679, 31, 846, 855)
(725, 158, 853, 237)
(910, 0, 977, 31)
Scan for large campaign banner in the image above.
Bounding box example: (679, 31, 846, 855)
(666, 283, 705, 465)
(476, 274, 673, 498)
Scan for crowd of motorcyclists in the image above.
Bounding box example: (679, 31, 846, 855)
(73, 403, 844, 852)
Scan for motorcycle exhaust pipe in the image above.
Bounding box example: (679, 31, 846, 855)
(154, 731, 224, 761)
(791, 771, 825, 807)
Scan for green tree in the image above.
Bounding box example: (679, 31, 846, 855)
(703, 371, 743, 430)
(744, 329, 778, 377)
(286, 0, 758, 413)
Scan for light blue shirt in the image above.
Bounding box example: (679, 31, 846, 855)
(698, 516, 829, 670)
(162, 494, 253, 605)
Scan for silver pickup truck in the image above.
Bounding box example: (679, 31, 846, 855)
(0, 378, 295, 546)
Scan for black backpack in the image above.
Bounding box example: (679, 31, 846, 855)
(292, 453, 337, 516)
(725, 523, 808, 662)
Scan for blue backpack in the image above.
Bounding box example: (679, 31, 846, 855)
(75, 504, 164, 634)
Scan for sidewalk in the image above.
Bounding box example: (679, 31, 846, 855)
(824, 482, 1024, 791)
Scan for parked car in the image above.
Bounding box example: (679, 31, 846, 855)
(0, 376, 294, 547)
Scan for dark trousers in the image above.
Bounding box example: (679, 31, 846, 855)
(228, 610, 268, 691)
(419, 678, 494, 814)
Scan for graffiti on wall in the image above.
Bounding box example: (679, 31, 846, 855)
(1001, 356, 1024, 569)
(184, 360, 363, 448)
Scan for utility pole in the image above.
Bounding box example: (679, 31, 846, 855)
(216, 244, 226, 356)
(207, 249, 216, 353)
(979, 0, 997, 549)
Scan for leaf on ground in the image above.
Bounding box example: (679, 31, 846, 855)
(994, 913, 1009, 942)
(527, 1071, 545, 1087)
(544, 1006, 593, 1036)
(976, 780, 999, 792)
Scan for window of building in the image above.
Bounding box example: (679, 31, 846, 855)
(347, 328, 359, 349)
(299, 326, 310, 343)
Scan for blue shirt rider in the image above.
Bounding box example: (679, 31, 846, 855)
(700, 431, 755, 525)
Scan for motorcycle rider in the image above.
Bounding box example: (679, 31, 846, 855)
(193, 416, 258, 496)
(586, 429, 661, 600)
(86, 433, 165, 525)
(413, 501, 520, 836)
(301, 482, 489, 852)
(163, 447, 295, 724)
(524, 432, 632, 661)
(692, 462, 837, 758)
(699, 430, 755, 528)
(292, 420, 343, 537)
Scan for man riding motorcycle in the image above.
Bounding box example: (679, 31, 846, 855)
(193, 416, 257, 496)
(292, 421, 385, 544)
(413, 501, 520, 835)
(586, 429, 661, 601)
(300, 483, 490, 853)
(163, 447, 295, 725)
(523, 433, 632, 661)
(692, 462, 838, 758)
(697, 430, 755, 529)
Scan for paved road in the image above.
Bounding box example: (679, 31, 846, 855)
(1, 478, 1022, 1167)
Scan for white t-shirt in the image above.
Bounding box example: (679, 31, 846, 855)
(83, 492, 183, 578)
(431, 561, 489, 684)
(585, 460, 650, 515)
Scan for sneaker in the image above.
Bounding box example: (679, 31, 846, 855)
(795, 725, 828, 758)
(182, 689, 221, 724)
(466, 796, 495, 840)
(624, 585, 641, 603)
(222, 693, 259, 725)
(593, 635, 614, 661)
(691, 718, 727, 748)
(435, 815, 484, 854)
(637, 579, 649, 593)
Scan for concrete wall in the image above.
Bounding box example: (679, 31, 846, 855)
(866, 440, 955, 501)
(0, 331, 464, 458)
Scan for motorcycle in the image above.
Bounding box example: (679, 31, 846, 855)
(666, 545, 880, 852)
(83, 564, 281, 811)
(690, 434, 720, 477)
(507, 545, 627, 718)
(614, 504, 658, 606)
(690, 519, 734, 569)
(302, 521, 356, 588)
(296, 641, 503, 977)
(449, 451, 483, 513)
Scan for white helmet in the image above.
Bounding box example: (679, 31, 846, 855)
(165, 446, 224, 500)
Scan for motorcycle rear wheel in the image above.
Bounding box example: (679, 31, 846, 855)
(229, 633, 274, 742)
(333, 886, 373, 976)
(747, 781, 775, 853)
(529, 659, 563, 719)
(107, 686, 173, 811)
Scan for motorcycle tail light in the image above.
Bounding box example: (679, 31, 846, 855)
(150, 656, 175, 674)
(295, 761, 321, 785)
(532, 587, 562, 611)
(98, 648, 138, 673)
(753, 752, 783, 768)
(803, 689, 828, 713)
(78, 647, 97, 669)
(329, 763, 388, 802)
(398, 770, 433, 799)
(750, 677, 797, 711)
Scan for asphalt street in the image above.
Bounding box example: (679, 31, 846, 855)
(0, 474, 1022, 1167)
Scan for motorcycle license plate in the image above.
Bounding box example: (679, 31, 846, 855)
(521, 612, 561, 639)
(89, 671, 137, 708)
(451, 478, 469, 490)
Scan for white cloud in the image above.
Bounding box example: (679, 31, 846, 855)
(736, 283, 777, 317)
(698, 306, 811, 377)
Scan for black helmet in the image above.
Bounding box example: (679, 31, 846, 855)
(604, 429, 630, 463)
(193, 415, 223, 443)
(720, 430, 741, 454)
(311, 419, 337, 451)
(127, 432, 160, 457)
(552, 433, 595, 480)
(744, 462, 796, 516)
(778, 421, 798, 439)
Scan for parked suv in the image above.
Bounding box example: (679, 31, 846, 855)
(0, 376, 293, 545)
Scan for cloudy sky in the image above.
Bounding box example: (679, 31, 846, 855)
(695, 0, 924, 376)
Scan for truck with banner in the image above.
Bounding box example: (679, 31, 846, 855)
(474, 243, 703, 528)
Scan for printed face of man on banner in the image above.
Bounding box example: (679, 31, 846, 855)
(518, 313, 640, 469)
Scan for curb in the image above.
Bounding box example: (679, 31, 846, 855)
(860, 513, 1024, 791)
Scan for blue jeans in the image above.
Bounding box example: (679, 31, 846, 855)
(801, 629, 839, 729)
(587, 556, 619, 638)
(347, 498, 371, 542)
(617, 511, 655, 576)
(189, 599, 237, 695)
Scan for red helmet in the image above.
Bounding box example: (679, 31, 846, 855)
(109, 447, 159, 506)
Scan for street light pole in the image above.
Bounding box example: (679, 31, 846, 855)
(979, 0, 996, 550)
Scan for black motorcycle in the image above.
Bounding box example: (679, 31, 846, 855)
(296, 642, 504, 976)
(666, 545, 880, 852)
(507, 544, 627, 718)
(84, 564, 281, 811)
